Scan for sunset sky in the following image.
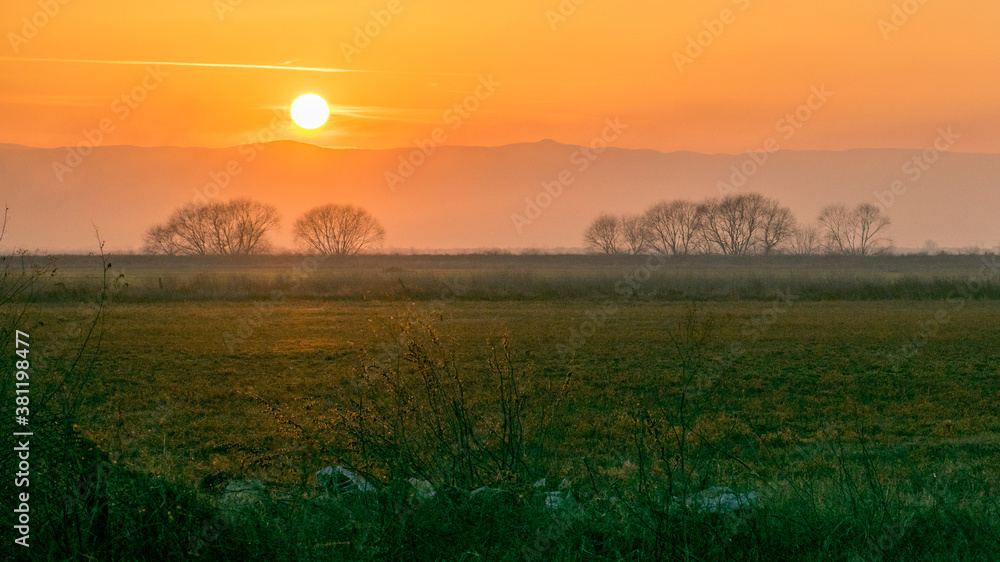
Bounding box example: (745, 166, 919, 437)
(2, 0, 999, 154)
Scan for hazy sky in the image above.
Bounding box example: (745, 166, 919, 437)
(1, 0, 998, 153)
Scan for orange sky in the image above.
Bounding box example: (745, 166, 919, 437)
(2, 0, 998, 153)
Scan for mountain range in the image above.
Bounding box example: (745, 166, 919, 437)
(1, 140, 997, 253)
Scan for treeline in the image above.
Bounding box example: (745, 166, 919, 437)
(584, 192, 892, 256)
(144, 193, 891, 257)
(143, 199, 385, 256)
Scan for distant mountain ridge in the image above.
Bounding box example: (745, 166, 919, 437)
(1, 141, 997, 252)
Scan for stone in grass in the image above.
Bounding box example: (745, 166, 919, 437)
(532, 477, 577, 511)
(544, 491, 576, 511)
(316, 465, 376, 494)
(470, 486, 497, 498)
(533, 477, 572, 490)
(683, 486, 759, 515)
(407, 478, 436, 503)
(217, 479, 269, 521)
(220, 480, 267, 504)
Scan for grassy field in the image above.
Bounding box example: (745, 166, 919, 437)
(35, 252, 1000, 302)
(40, 298, 999, 483)
(7, 253, 1000, 559)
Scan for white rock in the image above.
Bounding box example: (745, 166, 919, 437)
(217, 479, 268, 517)
(683, 486, 759, 515)
(407, 478, 436, 502)
(316, 465, 376, 493)
(544, 490, 575, 511)
(470, 486, 494, 497)
(222, 479, 266, 500)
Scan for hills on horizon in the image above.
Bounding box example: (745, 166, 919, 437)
(2, 140, 998, 254)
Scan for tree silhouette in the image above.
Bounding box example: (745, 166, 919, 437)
(143, 198, 279, 255)
(817, 203, 892, 255)
(293, 204, 385, 255)
(698, 193, 795, 255)
(645, 200, 703, 255)
(583, 214, 623, 254)
(621, 214, 652, 255)
(791, 224, 822, 255)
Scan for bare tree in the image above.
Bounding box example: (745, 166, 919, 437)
(620, 214, 652, 255)
(700, 195, 755, 255)
(818, 203, 892, 255)
(817, 204, 851, 255)
(760, 200, 797, 254)
(645, 200, 703, 255)
(791, 224, 822, 255)
(142, 224, 181, 256)
(164, 204, 212, 255)
(854, 203, 892, 256)
(294, 204, 386, 255)
(207, 199, 280, 255)
(698, 193, 768, 255)
(698, 193, 796, 255)
(143, 198, 280, 255)
(583, 214, 623, 255)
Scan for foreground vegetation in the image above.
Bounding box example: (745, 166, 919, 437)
(4, 253, 1000, 559)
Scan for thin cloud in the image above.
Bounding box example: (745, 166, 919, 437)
(0, 94, 105, 107)
(0, 57, 475, 77)
(260, 104, 455, 124)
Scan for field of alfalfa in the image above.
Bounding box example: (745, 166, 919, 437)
(7, 253, 1000, 560)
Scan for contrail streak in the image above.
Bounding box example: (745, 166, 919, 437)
(0, 57, 364, 73)
(0, 57, 474, 76)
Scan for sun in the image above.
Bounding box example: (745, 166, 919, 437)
(290, 94, 330, 130)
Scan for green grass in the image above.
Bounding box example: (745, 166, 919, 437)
(8, 254, 1000, 559)
(34, 298, 994, 484)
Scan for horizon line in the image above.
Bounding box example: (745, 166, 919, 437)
(2, 139, 999, 157)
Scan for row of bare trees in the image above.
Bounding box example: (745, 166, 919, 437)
(584, 193, 891, 256)
(143, 198, 385, 256)
(816, 203, 892, 256)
